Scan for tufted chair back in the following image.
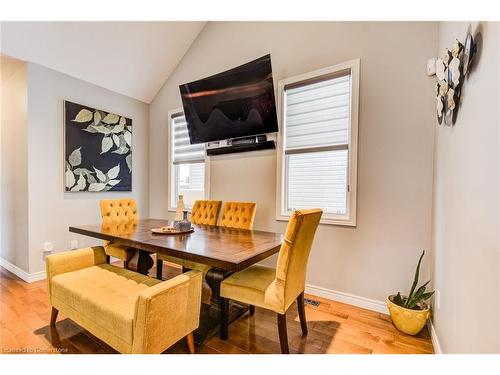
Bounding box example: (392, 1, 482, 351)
(219, 201, 257, 230)
(265, 209, 322, 312)
(100, 199, 138, 225)
(190, 200, 222, 225)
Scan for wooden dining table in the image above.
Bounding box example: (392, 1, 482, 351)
(69, 218, 283, 344)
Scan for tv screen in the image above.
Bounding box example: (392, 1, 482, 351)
(179, 54, 278, 144)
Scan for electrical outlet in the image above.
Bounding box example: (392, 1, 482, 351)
(70, 240, 79, 250)
(434, 289, 440, 310)
(43, 242, 54, 253)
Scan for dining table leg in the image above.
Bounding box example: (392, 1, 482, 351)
(205, 268, 232, 307)
(193, 268, 250, 345)
(127, 250, 154, 275)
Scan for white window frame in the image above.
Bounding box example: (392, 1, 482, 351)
(167, 108, 210, 212)
(276, 59, 360, 226)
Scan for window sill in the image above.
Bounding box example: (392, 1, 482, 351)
(275, 214, 356, 227)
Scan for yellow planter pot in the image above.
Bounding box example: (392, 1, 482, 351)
(387, 295, 430, 336)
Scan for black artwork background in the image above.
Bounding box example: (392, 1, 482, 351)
(65, 101, 132, 191)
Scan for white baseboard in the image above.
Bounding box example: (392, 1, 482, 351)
(427, 319, 442, 354)
(0, 257, 46, 283)
(305, 283, 388, 314)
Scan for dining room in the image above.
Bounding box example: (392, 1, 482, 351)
(1, 5, 500, 370)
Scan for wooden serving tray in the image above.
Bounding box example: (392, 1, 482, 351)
(151, 226, 194, 235)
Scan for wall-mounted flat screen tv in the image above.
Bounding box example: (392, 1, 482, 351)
(179, 54, 278, 144)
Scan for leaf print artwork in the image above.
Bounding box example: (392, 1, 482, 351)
(102, 113, 119, 124)
(68, 148, 82, 167)
(72, 109, 93, 123)
(101, 136, 113, 154)
(65, 100, 132, 192)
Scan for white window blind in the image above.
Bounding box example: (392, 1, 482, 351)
(172, 114, 205, 165)
(284, 70, 351, 216)
(169, 111, 207, 210)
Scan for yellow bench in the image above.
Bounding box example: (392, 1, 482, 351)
(46, 246, 202, 354)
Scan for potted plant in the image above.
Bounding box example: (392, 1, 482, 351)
(387, 251, 434, 335)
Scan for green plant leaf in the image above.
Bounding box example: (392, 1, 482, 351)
(405, 250, 425, 308)
(72, 109, 93, 123)
(420, 291, 435, 302)
(392, 292, 405, 307)
(406, 280, 430, 309)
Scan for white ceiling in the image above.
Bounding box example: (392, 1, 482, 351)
(0, 22, 206, 103)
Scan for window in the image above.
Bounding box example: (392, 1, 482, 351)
(276, 59, 359, 226)
(168, 110, 208, 210)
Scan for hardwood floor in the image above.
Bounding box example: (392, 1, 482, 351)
(0, 263, 434, 354)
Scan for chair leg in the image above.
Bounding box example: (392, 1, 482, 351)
(50, 307, 59, 326)
(186, 332, 195, 354)
(249, 305, 255, 317)
(156, 259, 163, 280)
(296, 291, 308, 335)
(220, 297, 229, 340)
(277, 313, 289, 354)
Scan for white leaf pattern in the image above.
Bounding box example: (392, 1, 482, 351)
(112, 147, 129, 155)
(111, 124, 125, 134)
(65, 169, 75, 189)
(107, 164, 120, 179)
(126, 154, 132, 173)
(72, 109, 93, 123)
(94, 167, 106, 182)
(101, 136, 113, 154)
(107, 179, 121, 186)
(93, 125, 111, 135)
(88, 183, 106, 192)
(124, 131, 131, 147)
(102, 113, 119, 124)
(112, 134, 120, 147)
(71, 174, 86, 191)
(68, 148, 82, 167)
(94, 111, 102, 125)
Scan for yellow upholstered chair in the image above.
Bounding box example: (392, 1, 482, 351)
(46, 246, 202, 354)
(99, 199, 138, 268)
(219, 201, 257, 230)
(156, 200, 222, 279)
(220, 208, 322, 354)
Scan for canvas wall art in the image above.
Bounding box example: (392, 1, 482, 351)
(64, 100, 132, 192)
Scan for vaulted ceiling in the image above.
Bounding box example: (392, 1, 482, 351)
(0, 22, 206, 103)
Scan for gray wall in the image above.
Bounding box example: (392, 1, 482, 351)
(1, 60, 29, 271)
(149, 22, 438, 302)
(25, 63, 150, 273)
(432, 21, 500, 353)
